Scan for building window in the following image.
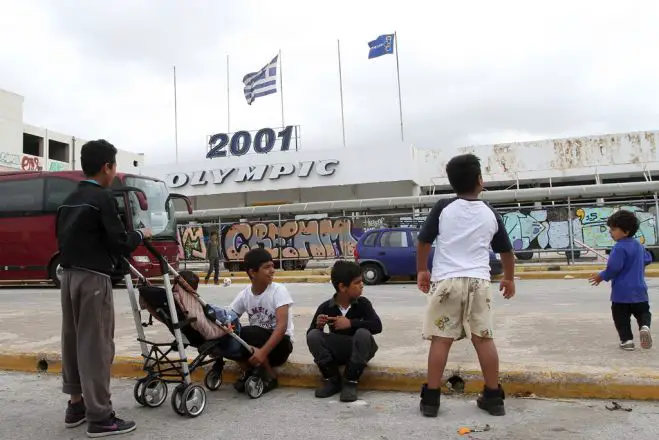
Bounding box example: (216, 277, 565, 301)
(48, 140, 69, 162)
(23, 133, 43, 157)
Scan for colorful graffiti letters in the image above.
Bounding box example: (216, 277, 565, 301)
(178, 225, 207, 260)
(502, 205, 656, 252)
(222, 218, 357, 261)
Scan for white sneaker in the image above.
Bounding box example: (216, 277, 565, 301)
(620, 340, 635, 351)
(640, 326, 653, 349)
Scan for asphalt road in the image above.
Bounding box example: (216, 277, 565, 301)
(1, 279, 658, 373)
(0, 372, 657, 440)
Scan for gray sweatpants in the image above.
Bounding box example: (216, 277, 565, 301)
(61, 269, 115, 423)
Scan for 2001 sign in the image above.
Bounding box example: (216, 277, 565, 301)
(206, 125, 296, 159)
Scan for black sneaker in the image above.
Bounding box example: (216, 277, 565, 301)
(262, 376, 279, 394)
(315, 363, 342, 398)
(316, 376, 342, 398)
(477, 385, 506, 416)
(340, 362, 364, 402)
(65, 399, 86, 428)
(86, 413, 136, 438)
(340, 379, 358, 402)
(419, 383, 440, 417)
(233, 369, 252, 393)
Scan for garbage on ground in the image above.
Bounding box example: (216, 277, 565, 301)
(606, 401, 632, 412)
(458, 424, 491, 435)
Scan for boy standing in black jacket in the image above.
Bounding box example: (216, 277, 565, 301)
(306, 260, 382, 402)
(57, 140, 151, 438)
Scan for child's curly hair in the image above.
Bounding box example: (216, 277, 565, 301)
(607, 210, 639, 237)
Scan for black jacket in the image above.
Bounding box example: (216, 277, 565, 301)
(307, 295, 383, 337)
(56, 180, 144, 276)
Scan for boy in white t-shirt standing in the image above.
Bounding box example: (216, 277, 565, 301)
(416, 153, 515, 418)
(230, 248, 295, 394)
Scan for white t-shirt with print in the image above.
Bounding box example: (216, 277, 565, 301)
(229, 282, 295, 342)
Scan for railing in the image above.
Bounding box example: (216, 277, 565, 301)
(174, 182, 659, 267)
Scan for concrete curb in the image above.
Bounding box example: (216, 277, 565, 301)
(2, 352, 659, 401)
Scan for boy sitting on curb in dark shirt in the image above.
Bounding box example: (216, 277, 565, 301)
(306, 260, 382, 402)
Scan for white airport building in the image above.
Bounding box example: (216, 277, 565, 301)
(0, 88, 144, 173)
(139, 125, 659, 210)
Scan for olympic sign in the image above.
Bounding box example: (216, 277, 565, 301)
(206, 125, 300, 159)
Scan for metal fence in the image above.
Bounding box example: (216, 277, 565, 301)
(175, 193, 659, 268)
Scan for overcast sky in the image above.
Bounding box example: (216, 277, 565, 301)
(1, 0, 658, 165)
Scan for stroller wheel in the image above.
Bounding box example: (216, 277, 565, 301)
(133, 378, 147, 406)
(204, 369, 223, 391)
(181, 384, 207, 418)
(170, 384, 187, 416)
(246, 376, 265, 399)
(142, 378, 168, 408)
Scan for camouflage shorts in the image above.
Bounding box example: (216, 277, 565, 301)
(422, 277, 494, 341)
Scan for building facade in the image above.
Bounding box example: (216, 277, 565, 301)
(0, 88, 144, 173)
(139, 124, 659, 211)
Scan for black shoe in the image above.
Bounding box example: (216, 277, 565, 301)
(315, 363, 342, 398)
(340, 363, 365, 402)
(65, 399, 86, 428)
(233, 369, 252, 393)
(262, 376, 279, 394)
(477, 384, 506, 416)
(340, 379, 358, 402)
(86, 413, 136, 438)
(419, 383, 440, 417)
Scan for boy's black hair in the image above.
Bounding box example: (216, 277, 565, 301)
(607, 210, 639, 237)
(244, 247, 273, 276)
(331, 260, 362, 292)
(80, 139, 118, 177)
(210, 231, 218, 237)
(446, 153, 482, 195)
(178, 270, 200, 291)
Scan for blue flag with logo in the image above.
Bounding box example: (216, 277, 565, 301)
(368, 34, 395, 59)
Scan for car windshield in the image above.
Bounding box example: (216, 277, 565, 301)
(124, 176, 176, 239)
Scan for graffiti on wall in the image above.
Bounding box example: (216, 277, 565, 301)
(502, 206, 656, 252)
(222, 218, 358, 261)
(178, 225, 207, 260)
(20, 155, 43, 171)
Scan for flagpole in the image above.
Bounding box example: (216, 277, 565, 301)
(173, 65, 179, 163)
(226, 54, 231, 132)
(394, 31, 404, 142)
(338, 39, 346, 147)
(279, 49, 285, 128)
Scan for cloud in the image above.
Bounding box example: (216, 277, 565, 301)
(1, 0, 658, 167)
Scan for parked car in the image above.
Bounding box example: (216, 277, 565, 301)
(354, 227, 503, 285)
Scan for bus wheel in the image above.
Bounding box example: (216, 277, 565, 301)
(49, 257, 63, 289)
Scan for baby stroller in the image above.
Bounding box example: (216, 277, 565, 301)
(123, 241, 262, 418)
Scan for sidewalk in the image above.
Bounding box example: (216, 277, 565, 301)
(1, 279, 659, 400)
(4, 371, 658, 439)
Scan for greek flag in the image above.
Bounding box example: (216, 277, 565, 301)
(243, 55, 279, 105)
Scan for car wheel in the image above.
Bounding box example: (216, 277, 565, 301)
(361, 263, 383, 285)
(515, 251, 534, 261)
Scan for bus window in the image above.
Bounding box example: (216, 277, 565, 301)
(0, 178, 44, 215)
(44, 178, 78, 212)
